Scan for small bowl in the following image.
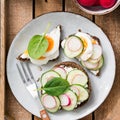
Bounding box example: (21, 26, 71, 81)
(73, 0, 120, 15)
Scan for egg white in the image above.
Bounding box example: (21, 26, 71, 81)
(29, 25, 61, 66)
(44, 25, 61, 57)
(75, 32, 93, 61)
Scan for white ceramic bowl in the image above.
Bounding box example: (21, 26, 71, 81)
(73, 0, 120, 15)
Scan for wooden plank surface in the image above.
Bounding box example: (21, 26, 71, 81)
(3, 0, 120, 120)
(35, 0, 63, 17)
(5, 0, 33, 120)
(0, 0, 6, 120)
(94, 7, 120, 120)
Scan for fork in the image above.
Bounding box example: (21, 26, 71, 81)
(16, 62, 50, 120)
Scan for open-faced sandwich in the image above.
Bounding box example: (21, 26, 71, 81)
(40, 61, 90, 113)
(17, 25, 61, 66)
(61, 31, 104, 76)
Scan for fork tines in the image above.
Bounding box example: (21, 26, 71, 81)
(16, 62, 33, 85)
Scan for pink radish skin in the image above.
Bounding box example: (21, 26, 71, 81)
(67, 37, 82, 52)
(53, 67, 67, 79)
(42, 95, 57, 109)
(59, 94, 71, 106)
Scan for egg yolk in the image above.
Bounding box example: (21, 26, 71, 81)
(38, 56, 46, 60)
(24, 50, 28, 55)
(92, 39, 97, 44)
(45, 35, 54, 52)
(80, 37, 88, 49)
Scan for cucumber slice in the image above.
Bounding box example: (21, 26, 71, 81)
(88, 56, 101, 64)
(81, 56, 104, 71)
(67, 69, 88, 86)
(41, 70, 60, 86)
(64, 36, 83, 58)
(92, 56, 104, 70)
(41, 94, 60, 113)
(60, 90, 77, 111)
(81, 60, 99, 70)
(71, 85, 89, 102)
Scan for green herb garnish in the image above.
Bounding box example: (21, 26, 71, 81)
(42, 77, 70, 96)
(28, 23, 51, 59)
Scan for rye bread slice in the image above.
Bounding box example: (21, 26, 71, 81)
(54, 61, 91, 108)
(17, 54, 30, 62)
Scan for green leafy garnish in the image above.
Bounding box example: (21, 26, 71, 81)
(28, 23, 51, 59)
(42, 77, 70, 96)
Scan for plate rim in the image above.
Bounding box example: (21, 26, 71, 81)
(6, 11, 116, 119)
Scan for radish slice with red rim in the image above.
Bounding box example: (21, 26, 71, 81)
(42, 94, 57, 109)
(64, 36, 83, 58)
(67, 69, 88, 86)
(67, 37, 82, 52)
(82, 60, 99, 70)
(59, 94, 71, 106)
(91, 44, 102, 60)
(53, 67, 67, 79)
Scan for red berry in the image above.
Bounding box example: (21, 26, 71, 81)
(100, 0, 117, 8)
(94, 0, 100, 5)
(77, 0, 97, 7)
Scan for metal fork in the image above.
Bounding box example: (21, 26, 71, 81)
(16, 62, 50, 120)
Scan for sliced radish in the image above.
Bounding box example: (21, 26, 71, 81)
(41, 70, 60, 86)
(91, 44, 102, 60)
(67, 37, 82, 52)
(53, 67, 67, 79)
(64, 36, 83, 58)
(88, 56, 101, 63)
(67, 69, 88, 86)
(71, 85, 89, 102)
(82, 60, 99, 70)
(59, 94, 71, 106)
(71, 86, 80, 97)
(92, 56, 104, 70)
(62, 90, 77, 111)
(42, 94, 57, 109)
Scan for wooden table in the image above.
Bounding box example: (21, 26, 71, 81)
(0, 0, 120, 120)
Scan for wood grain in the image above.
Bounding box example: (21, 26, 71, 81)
(94, 7, 120, 120)
(0, 0, 6, 120)
(5, 0, 33, 120)
(35, 0, 63, 17)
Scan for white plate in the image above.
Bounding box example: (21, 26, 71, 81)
(6, 12, 116, 120)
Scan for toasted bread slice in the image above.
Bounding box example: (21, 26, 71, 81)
(54, 61, 91, 108)
(17, 25, 61, 65)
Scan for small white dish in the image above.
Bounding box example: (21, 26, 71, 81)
(6, 12, 116, 120)
(73, 0, 120, 15)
